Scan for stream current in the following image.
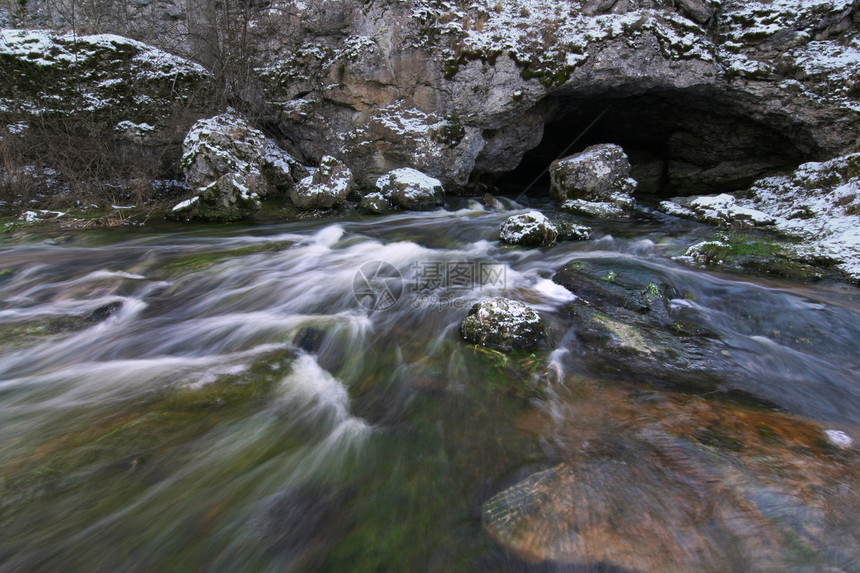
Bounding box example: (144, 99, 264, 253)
(0, 198, 858, 571)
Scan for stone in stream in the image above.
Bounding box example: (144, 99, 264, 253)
(460, 297, 544, 352)
(549, 144, 637, 211)
(358, 192, 391, 215)
(86, 301, 123, 322)
(289, 156, 354, 210)
(500, 211, 558, 247)
(554, 220, 591, 242)
(375, 168, 445, 211)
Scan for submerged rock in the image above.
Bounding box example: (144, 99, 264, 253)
(289, 156, 353, 210)
(461, 297, 544, 352)
(500, 211, 558, 247)
(375, 168, 445, 211)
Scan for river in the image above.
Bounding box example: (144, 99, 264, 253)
(0, 198, 858, 571)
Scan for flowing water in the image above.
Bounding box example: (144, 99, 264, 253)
(0, 199, 858, 572)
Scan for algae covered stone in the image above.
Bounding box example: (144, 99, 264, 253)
(500, 211, 558, 247)
(461, 297, 544, 352)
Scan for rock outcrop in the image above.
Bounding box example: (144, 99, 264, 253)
(0, 29, 212, 126)
(461, 297, 544, 352)
(5, 0, 860, 211)
(661, 153, 860, 281)
(240, 0, 860, 195)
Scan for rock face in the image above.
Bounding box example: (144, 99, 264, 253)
(6, 0, 860, 202)
(375, 168, 445, 210)
(289, 156, 353, 210)
(500, 211, 559, 247)
(550, 144, 637, 204)
(461, 298, 544, 352)
(236, 0, 860, 194)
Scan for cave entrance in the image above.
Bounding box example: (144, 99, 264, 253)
(498, 90, 804, 199)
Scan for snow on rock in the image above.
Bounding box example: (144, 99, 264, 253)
(550, 144, 637, 215)
(661, 193, 776, 227)
(825, 429, 854, 449)
(375, 167, 445, 211)
(193, 172, 262, 222)
(460, 297, 544, 353)
(560, 199, 628, 219)
(181, 112, 308, 196)
(0, 29, 211, 121)
(289, 156, 353, 210)
(500, 211, 558, 247)
(662, 153, 860, 281)
(358, 192, 391, 215)
(555, 220, 592, 242)
(745, 154, 860, 280)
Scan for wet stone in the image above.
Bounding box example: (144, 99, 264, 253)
(500, 211, 558, 247)
(461, 297, 544, 353)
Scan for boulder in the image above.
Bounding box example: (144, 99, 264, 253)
(375, 168, 445, 211)
(659, 194, 776, 227)
(500, 211, 558, 247)
(195, 172, 262, 221)
(358, 192, 391, 215)
(676, 0, 718, 24)
(289, 156, 353, 210)
(549, 144, 637, 205)
(181, 113, 306, 195)
(555, 220, 592, 241)
(460, 298, 544, 352)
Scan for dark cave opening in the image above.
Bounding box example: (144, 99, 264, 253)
(495, 91, 805, 199)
